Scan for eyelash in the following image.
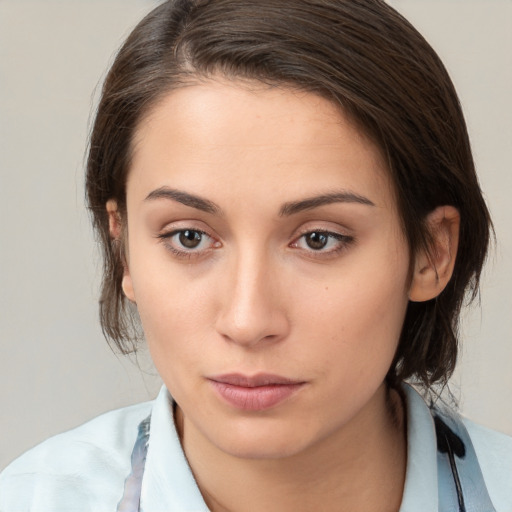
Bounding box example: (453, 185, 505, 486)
(290, 229, 355, 257)
(156, 228, 354, 260)
(156, 229, 219, 259)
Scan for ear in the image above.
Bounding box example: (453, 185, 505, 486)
(408, 206, 460, 302)
(106, 199, 136, 303)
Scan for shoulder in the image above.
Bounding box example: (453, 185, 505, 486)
(0, 399, 153, 512)
(463, 417, 512, 511)
(401, 384, 512, 511)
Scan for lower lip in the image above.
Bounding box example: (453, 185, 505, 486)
(209, 381, 304, 411)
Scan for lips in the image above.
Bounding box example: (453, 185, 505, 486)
(207, 373, 306, 411)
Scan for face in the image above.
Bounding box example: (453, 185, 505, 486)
(121, 79, 411, 459)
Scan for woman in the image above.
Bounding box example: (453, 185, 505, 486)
(1, 0, 510, 510)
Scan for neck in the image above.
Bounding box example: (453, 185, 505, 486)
(176, 384, 406, 512)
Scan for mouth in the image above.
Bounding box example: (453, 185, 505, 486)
(207, 373, 306, 411)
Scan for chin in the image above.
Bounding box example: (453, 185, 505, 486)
(221, 439, 308, 460)
(208, 420, 319, 460)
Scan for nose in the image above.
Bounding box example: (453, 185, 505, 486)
(215, 250, 290, 348)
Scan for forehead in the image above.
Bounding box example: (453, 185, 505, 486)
(128, 79, 395, 212)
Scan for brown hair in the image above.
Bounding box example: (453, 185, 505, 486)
(86, 0, 492, 389)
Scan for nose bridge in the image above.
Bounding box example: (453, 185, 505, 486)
(216, 244, 287, 347)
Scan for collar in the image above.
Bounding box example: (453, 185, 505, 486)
(139, 384, 439, 512)
(140, 386, 208, 511)
(399, 383, 438, 511)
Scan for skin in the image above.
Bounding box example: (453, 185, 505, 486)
(108, 79, 459, 512)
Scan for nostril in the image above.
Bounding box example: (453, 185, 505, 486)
(215, 306, 289, 348)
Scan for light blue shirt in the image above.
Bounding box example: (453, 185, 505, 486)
(1, 385, 511, 511)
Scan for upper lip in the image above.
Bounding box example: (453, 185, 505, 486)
(208, 373, 303, 387)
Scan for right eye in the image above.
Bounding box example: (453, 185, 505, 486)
(175, 230, 206, 249)
(157, 229, 220, 257)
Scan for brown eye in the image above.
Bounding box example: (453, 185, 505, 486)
(179, 230, 203, 248)
(157, 227, 220, 258)
(304, 232, 329, 250)
(291, 230, 353, 256)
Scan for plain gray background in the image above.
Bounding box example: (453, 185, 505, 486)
(0, 0, 511, 471)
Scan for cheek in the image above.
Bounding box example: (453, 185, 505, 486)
(135, 281, 211, 344)
(126, 242, 215, 358)
(133, 276, 215, 397)
(300, 248, 409, 375)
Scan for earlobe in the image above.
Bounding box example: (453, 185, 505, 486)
(106, 199, 136, 303)
(122, 273, 136, 303)
(408, 206, 460, 302)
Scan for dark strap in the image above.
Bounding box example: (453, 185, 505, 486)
(434, 410, 496, 512)
(117, 415, 151, 512)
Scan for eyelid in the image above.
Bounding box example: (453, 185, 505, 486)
(290, 226, 355, 256)
(291, 228, 351, 244)
(156, 218, 218, 240)
(292, 222, 353, 241)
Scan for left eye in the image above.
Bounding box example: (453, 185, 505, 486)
(293, 231, 349, 252)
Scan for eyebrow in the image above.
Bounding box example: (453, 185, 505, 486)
(145, 187, 222, 215)
(144, 186, 374, 217)
(279, 191, 375, 216)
